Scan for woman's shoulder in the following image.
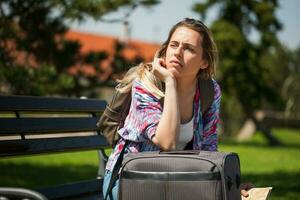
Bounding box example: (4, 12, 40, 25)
(211, 79, 221, 98)
(132, 79, 148, 95)
(211, 78, 219, 88)
(131, 79, 160, 101)
(132, 78, 143, 88)
(211, 78, 221, 96)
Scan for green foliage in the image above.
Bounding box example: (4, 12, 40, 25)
(0, 0, 159, 96)
(259, 45, 299, 113)
(111, 41, 144, 75)
(0, 64, 74, 95)
(192, 0, 290, 135)
(211, 20, 246, 57)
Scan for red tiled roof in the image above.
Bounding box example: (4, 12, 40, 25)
(65, 31, 159, 62)
(66, 31, 116, 55)
(65, 31, 159, 80)
(5, 30, 160, 81)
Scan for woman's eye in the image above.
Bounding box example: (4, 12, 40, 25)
(185, 47, 194, 52)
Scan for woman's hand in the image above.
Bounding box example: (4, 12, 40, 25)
(152, 58, 175, 83)
(240, 182, 255, 198)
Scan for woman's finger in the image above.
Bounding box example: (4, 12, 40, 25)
(240, 182, 255, 197)
(241, 189, 249, 197)
(159, 59, 166, 67)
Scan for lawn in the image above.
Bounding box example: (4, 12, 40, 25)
(219, 128, 300, 200)
(0, 128, 299, 200)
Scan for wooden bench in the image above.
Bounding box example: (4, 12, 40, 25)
(0, 95, 110, 200)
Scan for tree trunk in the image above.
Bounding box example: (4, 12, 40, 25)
(250, 115, 283, 146)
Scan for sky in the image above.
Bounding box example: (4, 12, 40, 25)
(71, 0, 300, 49)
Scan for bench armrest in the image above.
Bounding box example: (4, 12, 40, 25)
(0, 187, 47, 200)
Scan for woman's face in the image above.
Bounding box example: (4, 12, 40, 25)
(165, 26, 207, 79)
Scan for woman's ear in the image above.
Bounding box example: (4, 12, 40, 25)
(200, 60, 208, 69)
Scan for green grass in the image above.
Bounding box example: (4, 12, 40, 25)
(219, 128, 300, 200)
(0, 129, 299, 199)
(0, 151, 100, 188)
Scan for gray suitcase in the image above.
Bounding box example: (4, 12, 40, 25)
(119, 150, 241, 200)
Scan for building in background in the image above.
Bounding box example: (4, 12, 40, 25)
(64, 30, 159, 100)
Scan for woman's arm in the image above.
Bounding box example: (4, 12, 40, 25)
(152, 78, 180, 150)
(151, 58, 180, 151)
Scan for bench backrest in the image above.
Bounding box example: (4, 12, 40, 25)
(0, 95, 109, 200)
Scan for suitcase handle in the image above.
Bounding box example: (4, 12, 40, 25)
(159, 150, 200, 155)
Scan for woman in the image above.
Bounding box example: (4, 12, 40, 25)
(103, 18, 251, 199)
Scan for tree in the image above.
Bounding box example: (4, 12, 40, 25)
(266, 45, 300, 117)
(0, 0, 158, 96)
(193, 0, 285, 144)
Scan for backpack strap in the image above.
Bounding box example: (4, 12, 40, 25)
(97, 84, 131, 147)
(198, 78, 215, 115)
(184, 78, 215, 150)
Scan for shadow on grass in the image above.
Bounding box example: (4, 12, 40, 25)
(242, 171, 300, 200)
(0, 162, 99, 189)
(221, 140, 300, 149)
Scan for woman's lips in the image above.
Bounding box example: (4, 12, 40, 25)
(170, 60, 182, 67)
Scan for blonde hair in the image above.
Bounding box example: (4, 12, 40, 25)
(117, 18, 218, 97)
(116, 62, 165, 99)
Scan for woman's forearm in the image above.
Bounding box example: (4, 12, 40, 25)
(152, 78, 180, 150)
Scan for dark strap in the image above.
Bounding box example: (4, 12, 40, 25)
(198, 78, 214, 115)
(111, 90, 131, 147)
(104, 140, 129, 200)
(185, 78, 214, 150)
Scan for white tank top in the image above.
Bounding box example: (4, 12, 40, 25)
(176, 118, 194, 150)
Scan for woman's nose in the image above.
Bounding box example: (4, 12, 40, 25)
(174, 45, 183, 57)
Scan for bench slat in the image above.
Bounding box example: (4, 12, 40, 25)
(37, 179, 103, 200)
(0, 135, 109, 157)
(0, 117, 100, 134)
(0, 95, 106, 112)
(0, 95, 108, 199)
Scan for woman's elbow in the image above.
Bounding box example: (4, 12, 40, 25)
(160, 144, 176, 151)
(152, 136, 176, 151)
